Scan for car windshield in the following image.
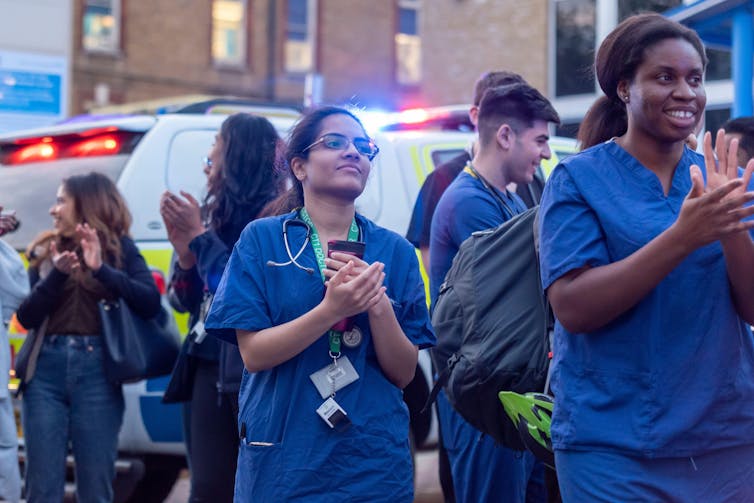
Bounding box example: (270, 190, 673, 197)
(0, 155, 128, 250)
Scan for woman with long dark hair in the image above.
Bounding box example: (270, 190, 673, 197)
(17, 172, 161, 503)
(539, 13, 754, 500)
(205, 106, 434, 501)
(159, 113, 285, 502)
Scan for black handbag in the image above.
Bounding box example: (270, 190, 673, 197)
(13, 318, 49, 397)
(98, 298, 181, 384)
(161, 292, 213, 403)
(161, 335, 199, 403)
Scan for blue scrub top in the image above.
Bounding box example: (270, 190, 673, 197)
(206, 211, 434, 501)
(538, 140, 754, 457)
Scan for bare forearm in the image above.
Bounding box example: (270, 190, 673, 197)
(551, 226, 691, 333)
(369, 295, 418, 388)
(237, 303, 340, 372)
(721, 231, 754, 324)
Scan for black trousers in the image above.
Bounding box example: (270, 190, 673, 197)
(185, 360, 239, 503)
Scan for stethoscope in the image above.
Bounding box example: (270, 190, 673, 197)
(265, 214, 363, 275)
(266, 217, 315, 274)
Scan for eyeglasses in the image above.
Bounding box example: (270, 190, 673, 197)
(303, 133, 379, 161)
(203, 157, 213, 169)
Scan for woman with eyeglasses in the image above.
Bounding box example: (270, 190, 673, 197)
(205, 106, 434, 501)
(159, 113, 286, 502)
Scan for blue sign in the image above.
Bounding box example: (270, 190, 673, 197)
(0, 70, 62, 115)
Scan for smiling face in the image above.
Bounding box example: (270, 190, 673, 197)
(49, 184, 79, 237)
(292, 113, 372, 202)
(620, 37, 706, 146)
(505, 119, 552, 185)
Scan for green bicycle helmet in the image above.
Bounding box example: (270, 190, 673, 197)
(498, 391, 555, 468)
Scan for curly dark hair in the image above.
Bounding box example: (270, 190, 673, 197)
(204, 113, 286, 246)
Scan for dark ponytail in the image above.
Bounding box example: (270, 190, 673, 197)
(577, 96, 628, 149)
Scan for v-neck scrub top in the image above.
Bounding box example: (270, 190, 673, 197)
(538, 140, 754, 457)
(206, 211, 434, 502)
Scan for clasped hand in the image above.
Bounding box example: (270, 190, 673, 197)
(678, 130, 754, 248)
(51, 223, 103, 273)
(160, 190, 204, 267)
(322, 252, 387, 319)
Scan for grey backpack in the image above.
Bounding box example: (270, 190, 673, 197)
(429, 206, 553, 449)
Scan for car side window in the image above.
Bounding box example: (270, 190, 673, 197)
(166, 130, 215, 202)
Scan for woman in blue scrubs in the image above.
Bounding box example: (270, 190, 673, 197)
(206, 106, 434, 502)
(539, 13, 754, 501)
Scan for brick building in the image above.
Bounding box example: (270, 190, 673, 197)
(72, 0, 552, 115)
(68, 0, 736, 133)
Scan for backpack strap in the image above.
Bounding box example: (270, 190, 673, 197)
(421, 353, 460, 414)
(464, 163, 516, 219)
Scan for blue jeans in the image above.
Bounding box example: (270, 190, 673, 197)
(0, 395, 20, 503)
(22, 335, 124, 503)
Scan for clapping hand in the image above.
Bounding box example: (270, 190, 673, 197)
(76, 223, 103, 272)
(50, 240, 80, 274)
(700, 129, 754, 194)
(322, 260, 386, 319)
(0, 207, 19, 237)
(160, 191, 204, 268)
(678, 130, 754, 248)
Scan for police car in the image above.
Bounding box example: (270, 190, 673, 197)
(0, 104, 299, 501)
(0, 101, 576, 500)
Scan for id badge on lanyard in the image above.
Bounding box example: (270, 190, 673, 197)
(300, 208, 362, 430)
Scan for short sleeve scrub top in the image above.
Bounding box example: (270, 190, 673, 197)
(538, 140, 754, 498)
(206, 211, 435, 502)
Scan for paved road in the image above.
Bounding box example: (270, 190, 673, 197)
(164, 449, 444, 502)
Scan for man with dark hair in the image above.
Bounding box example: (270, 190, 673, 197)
(429, 82, 559, 503)
(722, 116, 754, 168)
(405, 70, 527, 503)
(405, 71, 528, 273)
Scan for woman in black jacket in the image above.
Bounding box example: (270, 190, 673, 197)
(17, 172, 161, 503)
(159, 113, 285, 502)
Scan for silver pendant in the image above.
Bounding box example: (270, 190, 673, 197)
(342, 326, 363, 348)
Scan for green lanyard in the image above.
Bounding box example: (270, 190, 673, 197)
(299, 208, 359, 358)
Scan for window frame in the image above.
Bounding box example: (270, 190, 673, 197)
(395, 0, 422, 87)
(211, 0, 249, 68)
(284, 0, 317, 75)
(81, 0, 122, 54)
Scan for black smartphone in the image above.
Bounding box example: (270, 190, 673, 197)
(327, 240, 365, 260)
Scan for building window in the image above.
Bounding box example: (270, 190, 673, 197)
(212, 0, 247, 66)
(706, 49, 732, 81)
(555, 0, 596, 97)
(285, 0, 316, 74)
(705, 107, 731, 135)
(82, 0, 120, 53)
(618, 0, 680, 20)
(395, 0, 421, 86)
